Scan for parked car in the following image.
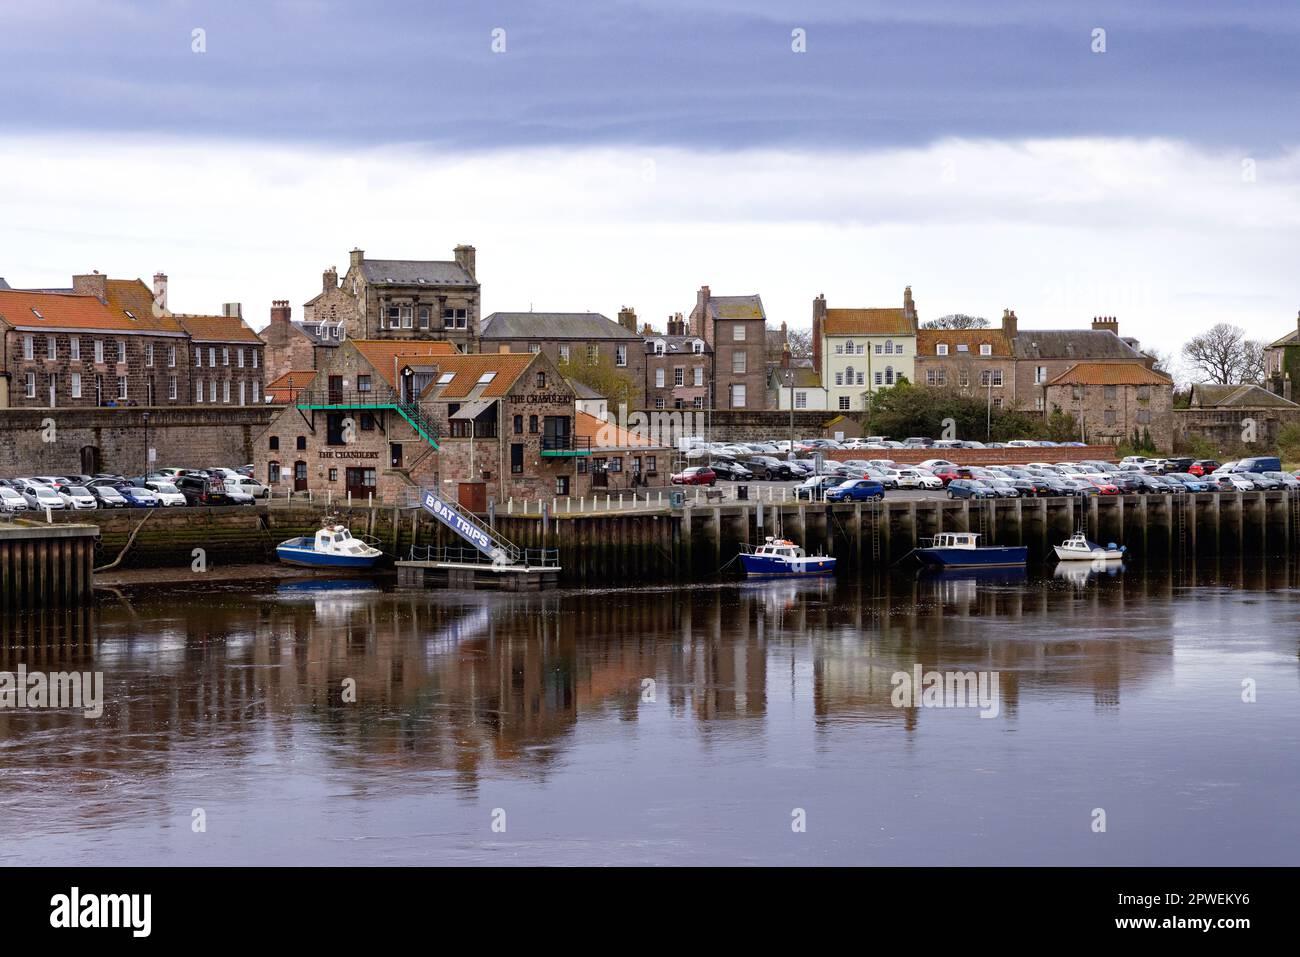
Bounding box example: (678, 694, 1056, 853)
(670, 467, 716, 487)
(895, 467, 943, 490)
(221, 481, 258, 506)
(18, 482, 65, 510)
(1209, 473, 1255, 492)
(744, 457, 796, 481)
(0, 487, 29, 512)
(57, 485, 99, 509)
(1263, 471, 1300, 488)
(1188, 460, 1221, 476)
(1241, 472, 1282, 490)
(89, 484, 129, 508)
(709, 460, 754, 481)
(176, 474, 235, 505)
(144, 480, 188, 506)
(795, 476, 844, 501)
(116, 484, 160, 508)
(1166, 473, 1211, 492)
(947, 479, 994, 499)
(824, 479, 886, 502)
(982, 479, 1021, 498)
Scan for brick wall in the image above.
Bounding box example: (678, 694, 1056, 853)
(0, 406, 277, 475)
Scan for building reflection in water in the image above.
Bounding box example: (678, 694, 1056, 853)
(1, 556, 1297, 801)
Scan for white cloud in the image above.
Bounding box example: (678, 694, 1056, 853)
(1, 133, 1296, 357)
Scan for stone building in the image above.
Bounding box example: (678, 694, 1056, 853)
(915, 319, 1017, 408)
(480, 309, 645, 402)
(643, 312, 711, 409)
(1010, 315, 1153, 414)
(1263, 310, 1300, 399)
(260, 300, 322, 386)
(689, 287, 767, 410)
(304, 247, 480, 350)
(253, 339, 664, 505)
(810, 288, 918, 411)
(1042, 361, 1173, 447)
(175, 307, 266, 407)
(0, 277, 192, 409)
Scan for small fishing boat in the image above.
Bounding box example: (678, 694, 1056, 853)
(912, 532, 1026, 568)
(276, 522, 384, 568)
(739, 537, 836, 578)
(1054, 531, 1126, 561)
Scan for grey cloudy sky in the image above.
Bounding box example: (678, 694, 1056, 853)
(1, 1, 1297, 358)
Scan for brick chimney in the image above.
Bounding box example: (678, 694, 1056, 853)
(1001, 308, 1018, 339)
(222, 302, 242, 319)
(152, 272, 168, 311)
(695, 285, 711, 339)
(1092, 315, 1119, 336)
(903, 285, 918, 328)
(323, 266, 338, 293)
(72, 271, 107, 300)
(812, 293, 827, 376)
(781, 341, 792, 370)
(618, 306, 637, 332)
(270, 300, 291, 324)
(454, 244, 476, 280)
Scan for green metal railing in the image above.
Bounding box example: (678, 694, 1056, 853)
(295, 387, 439, 448)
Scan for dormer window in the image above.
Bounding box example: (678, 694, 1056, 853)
(936, 343, 949, 356)
(655, 341, 665, 355)
(979, 343, 992, 356)
(692, 340, 703, 354)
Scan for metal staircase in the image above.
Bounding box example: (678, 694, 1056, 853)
(418, 487, 521, 565)
(296, 386, 439, 449)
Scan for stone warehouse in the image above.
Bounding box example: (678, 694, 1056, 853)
(1042, 361, 1174, 448)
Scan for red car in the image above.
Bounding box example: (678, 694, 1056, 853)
(1085, 477, 1121, 495)
(671, 466, 717, 486)
(932, 467, 961, 486)
(1189, 460, 1220, 476)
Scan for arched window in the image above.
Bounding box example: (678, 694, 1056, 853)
(844, 365, 855, 385)
(845, 340, 854, 353)
(884, 340, 894, 354)
(885, 366, 895, 385)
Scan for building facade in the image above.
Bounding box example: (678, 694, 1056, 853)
(1042, 361, 1174, 447)
(480, 309, 645, 402)
(304, 246, 481, 350)
(643, 312, 711, 409)
(176, 307, 266, 407)
(1010, 315, 1154, 414)
(915, 319, 1017, 409)
(811, 288, 918, 411)
(260, 299, 321, 386)
(690, 287, 767, 410)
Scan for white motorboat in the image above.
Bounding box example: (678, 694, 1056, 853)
(1054, 531, 1126, 561)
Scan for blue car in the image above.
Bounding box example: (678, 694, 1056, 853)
(947, 479, 994, 499)
(825, 479, 885, 502)
(115, 483, 160, 507)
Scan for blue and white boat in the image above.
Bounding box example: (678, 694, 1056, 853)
(276, 522, 385, 568)
(739, 537, 836, 578)
(913, 532, 1027, 568)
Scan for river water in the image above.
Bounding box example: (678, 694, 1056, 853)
(1, 561, 1297, 866)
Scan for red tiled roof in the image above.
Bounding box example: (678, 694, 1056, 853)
(917, 328, 1013, 357)
(420, 353, 537, 399)
(103, 278, 186, 334)
(823, 308, 912, 336)
(266, 370, 317, 402)
(575, 410, 667, 450)
(1047, 361, 1171, 386)
(175, 313, 264, 344)
(350, 339, 459, 387)
(0, 289, 141, 332)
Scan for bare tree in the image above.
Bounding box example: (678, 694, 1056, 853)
(921, 314, 990, 330)
(785, 328, 813, 359)
(1181, 323, 1265, 384)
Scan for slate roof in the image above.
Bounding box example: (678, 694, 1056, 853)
(566, 378, 603, 400)
(1046, 361, 1171, 386)
(704, 294, 764, 321)
(359, 259, 475, 287)
(0, 278, 9, 290)
(823, 308, 912, 336)
(645, 334, 711, 355)
(1013, 329, 1146, 361)
(1189, 383, 1299, 408)
(295, 320, 344, 345)
(481, 312, 640, 340)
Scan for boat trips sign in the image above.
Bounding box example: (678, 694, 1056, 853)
(421, 490, 496, 557)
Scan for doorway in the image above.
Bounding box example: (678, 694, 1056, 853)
(345, 467, 376, 500)
(293, 460, 308, 492)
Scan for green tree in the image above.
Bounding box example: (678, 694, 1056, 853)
(1045, 407, 1080, 443)
(866, 380, 1038, 442)
(557, 355, 641, 409)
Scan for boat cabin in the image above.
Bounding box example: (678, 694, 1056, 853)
(756, 539, 807, 559)
(930, 532, 980, 549)
(314, 525, 374, 556)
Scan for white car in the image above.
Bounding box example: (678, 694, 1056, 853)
(145, 481, 188, 506)
(895, 468, 943, 489)
(228, 476, 270, 499)
(1214, 473, 1255, 491)
(58, 485, 98, 509)
(0, 487, 29, 512)
(19, 482, 66, 510)
(918, 459, 957, 470)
